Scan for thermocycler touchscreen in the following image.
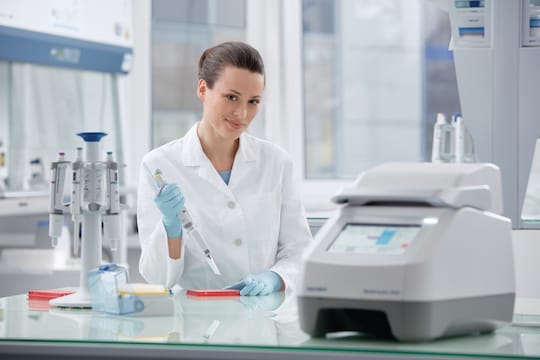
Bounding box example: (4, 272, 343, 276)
(327, 224, 421, 255)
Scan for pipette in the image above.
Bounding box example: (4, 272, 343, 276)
(154, 169, 221, 275)
(72, 147, 83, 256)
(48, 152, 70, 247)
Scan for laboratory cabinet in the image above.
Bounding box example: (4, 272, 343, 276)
(1, 291, 540, 360)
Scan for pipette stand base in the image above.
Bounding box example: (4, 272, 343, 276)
(49, 288, 92, 309)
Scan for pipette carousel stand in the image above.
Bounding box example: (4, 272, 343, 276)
(49, 132, 121, 309)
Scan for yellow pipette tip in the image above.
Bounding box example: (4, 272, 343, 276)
(153, 169, 166, 192)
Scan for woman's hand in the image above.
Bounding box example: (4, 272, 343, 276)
(154, 183, 184, 238)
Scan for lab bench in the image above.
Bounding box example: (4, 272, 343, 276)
(1, 291, 539, 360)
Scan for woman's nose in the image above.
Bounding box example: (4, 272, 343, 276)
(232, 104, 247, 118)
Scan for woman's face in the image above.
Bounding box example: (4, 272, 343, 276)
(198, 65, 264, 140)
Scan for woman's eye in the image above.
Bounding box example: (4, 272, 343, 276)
(249, 99, 260, 105)
(227, 95, 238, 101)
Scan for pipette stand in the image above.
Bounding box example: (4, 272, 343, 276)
(50, 132, 108, 309)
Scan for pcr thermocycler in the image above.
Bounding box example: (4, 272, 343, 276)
(297, 163, 515, 341)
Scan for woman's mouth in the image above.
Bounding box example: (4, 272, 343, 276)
(225, 118, 244, 130)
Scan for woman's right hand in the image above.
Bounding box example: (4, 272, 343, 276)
(154, 183, 185, 238)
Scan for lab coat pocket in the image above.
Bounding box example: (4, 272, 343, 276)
(239, 192, 281, 266)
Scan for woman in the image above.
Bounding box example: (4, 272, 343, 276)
(137, 41, 312, 296)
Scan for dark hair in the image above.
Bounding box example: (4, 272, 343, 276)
(198, 41, 265, 89)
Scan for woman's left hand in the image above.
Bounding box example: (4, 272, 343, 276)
(225, 271, 283, 296)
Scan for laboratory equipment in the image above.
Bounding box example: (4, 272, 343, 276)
(430, 112, 476, 164)
(103, 151, 121, 251)
(0, 1, 132, 195)
(186, 289, 240, 298)
(88, 263, 173, 316)
(522, 0, 540, 46)
(0, 197, 50, 249)
(153, 169, 221, 276)
(431, 113, 453, 163)
(27, 157, 46, 189)
(451, 112, 476, 163)
(48, 132, 122, 308)
(298, 162, 515, 341)
(0, 1, 134, 298)
(453, 113, 465, 163)
(48, 152, 70, 247)
(443, 0, 540, 225)
(88, 263, 129, 312)
(71, 147, 83, 255)
(27, 289, 75, 301)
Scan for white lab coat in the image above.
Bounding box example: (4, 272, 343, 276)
(137, 123, 312, 290)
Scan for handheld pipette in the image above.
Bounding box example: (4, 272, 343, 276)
(154, 169, 221, 275)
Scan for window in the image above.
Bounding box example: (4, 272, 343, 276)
(151, 0, 247, 147)
(0, 62, 122, 193)
(302, 0, 460, 180)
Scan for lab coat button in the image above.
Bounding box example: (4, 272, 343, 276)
(234, 238, 242, 246)
(227, 201, 236, 209)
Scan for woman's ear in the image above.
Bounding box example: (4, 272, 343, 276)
(197, 79, 207, 101)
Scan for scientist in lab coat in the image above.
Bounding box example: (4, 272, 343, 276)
(137, 41, 312, 295)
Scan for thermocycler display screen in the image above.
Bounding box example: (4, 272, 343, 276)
(327, 224, 421, 255)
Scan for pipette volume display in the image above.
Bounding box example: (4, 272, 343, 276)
(153, 169, 221, 275)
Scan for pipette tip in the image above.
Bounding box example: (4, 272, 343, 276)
(153, 169, 166, 192)
(207, 257, 221, 276)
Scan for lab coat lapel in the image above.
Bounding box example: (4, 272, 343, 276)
(182, 123, 234, 196)
(228, 132, 257, 189)
(198, 165, 230, 194)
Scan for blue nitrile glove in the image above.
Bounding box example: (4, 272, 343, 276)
(154, 183, 184, 238)
(226, 271, 283, 296)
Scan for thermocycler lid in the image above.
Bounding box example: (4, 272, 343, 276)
(332, 162, 503, 213)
